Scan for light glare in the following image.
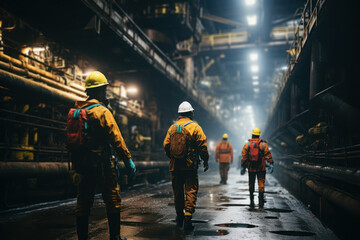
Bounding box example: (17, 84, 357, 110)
(250, 52, 258, 61)
(247, 15, 257, 26)
(245, 0, 256, 6)
(251, 65, 259, 73)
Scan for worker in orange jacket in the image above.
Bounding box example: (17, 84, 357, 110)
(241, 128, 274, 209)
(164, 101, 209, 230)
(69, 71, 136, 240)
(215, 133, 233, 184)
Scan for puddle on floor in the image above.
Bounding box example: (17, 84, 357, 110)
(193, 229, 229, 236)
(171, 219, 208, 223)
(218, 203, 248, 207)
(215, 223, 257, 228)
(270, 231, 316, 236)
(265, 208, 293, 213)
(120, 221, 152, 226)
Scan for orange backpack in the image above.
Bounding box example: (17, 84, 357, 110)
(247, 138, 264, 162)
(169, 121, 193, 160)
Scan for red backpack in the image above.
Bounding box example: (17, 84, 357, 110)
(66, 104, 102, 151)
(247, 138, 265, 162)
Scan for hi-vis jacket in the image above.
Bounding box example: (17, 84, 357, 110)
(241, 138, 273, 172)
(163, 116, 209, 171)
(215, 140, 234, 163)
(74, 99, 131, 162)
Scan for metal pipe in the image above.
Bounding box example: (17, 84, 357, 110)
(0, 68, 83, 104)
(0, 161, 168, 178)
(0, 52, 64, 85)
(305, 179, 360, 217)
(0, 60, 87, 98)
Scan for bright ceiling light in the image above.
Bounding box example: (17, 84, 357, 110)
(250, 52, 258, 61)
(247, 15, 257, 26)
(245, 0, 256, 6)
(250, 65, 259, 73)
(252, 76, 259, 80)
(253, 81, 259, 86)
(127, 86, 138, 94)
(281, 65, 288, 70)
(254, 88, 259, 93)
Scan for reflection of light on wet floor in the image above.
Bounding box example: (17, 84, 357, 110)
(215, 223, 257, 228)
(193, 229, 229, 236)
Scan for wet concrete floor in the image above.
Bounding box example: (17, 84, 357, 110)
(0, 168, 338, 239)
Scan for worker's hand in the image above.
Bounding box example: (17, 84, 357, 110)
(230, 160, 233, 164)
(215, 158, 219, 163)
(269, 164, 274, 174)
(240, 166, 246, 175)
(124, 158, 136, 176)
(203, 161, 209, 172)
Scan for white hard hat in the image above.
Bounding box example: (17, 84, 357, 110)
(178, 101, 194, 113)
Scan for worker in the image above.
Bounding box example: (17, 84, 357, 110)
(163, 101, 209, 230)
(67, 71, 136, 240)
(240, 128, 274, 209)
(215, 133, 234, 184)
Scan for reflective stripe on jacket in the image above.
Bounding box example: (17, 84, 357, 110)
(163, 116, 209, 171)
(241, 138, 273, 172)
(215, 140, 234, 163)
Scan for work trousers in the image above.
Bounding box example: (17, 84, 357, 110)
(75, 160, 121, 216)
(219, 162, 230, 180)
(171, 170, 199, 216)
(248, 171, 266, 193)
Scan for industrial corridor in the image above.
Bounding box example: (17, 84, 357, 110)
(0, 0, 359, 239)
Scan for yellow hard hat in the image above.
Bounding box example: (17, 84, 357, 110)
(252, 128, 261, 136)
(85, 71, 109, 89)
(222, 133, 228, 139)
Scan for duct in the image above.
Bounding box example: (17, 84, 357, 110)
(0, 161, 168, 178)
(0, 60, 87, 98)
(0, 69, 84, 104)
(292, 161, 360, 187)
(305, 179, 360, 217)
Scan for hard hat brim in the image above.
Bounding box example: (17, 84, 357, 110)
(85, 82, 109, 89)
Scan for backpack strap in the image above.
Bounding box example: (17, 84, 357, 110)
(86, 103, 102, 110)
(72, 104, 103, 120)
(183, 121, 193, 127)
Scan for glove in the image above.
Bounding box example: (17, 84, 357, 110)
(124, 158, 136, 176)
(269, 164, 274, 174)
(240, 166, 246, 175)
(203, 161, 209, 172)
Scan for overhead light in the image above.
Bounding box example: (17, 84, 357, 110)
(250, 65, 259, 73)
(245, 0, 256, 6)
(247, 15, 257, 26)
(252, 76, 259, 80)
(254, 88, 259, 93)
(127, 86, 138, 94)
(281, 65, 288, 70)
(253, 81, 259, 86)
(216, 105, 220, 110)
(250, 52, 258, 61)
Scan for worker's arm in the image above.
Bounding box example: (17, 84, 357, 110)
(264, 142, 274, 164)
(194, 125, 209, 162)
(215, 143, 220, 162)
(230, 143, 234, 163)
(163, 126, 172, 159)
(241, 143, 249, 166)
(100, 108, 131, 160)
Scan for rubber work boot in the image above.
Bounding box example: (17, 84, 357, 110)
(76, 216, 89, 240)
(183, 212, 194, 230)
(176, 213, 184, 227)
(259, 192, 264, 209)
(108, 212, 127, 240)
(249, 192, 255, 208)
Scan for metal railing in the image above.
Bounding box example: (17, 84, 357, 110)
(265, 0, 325, 133)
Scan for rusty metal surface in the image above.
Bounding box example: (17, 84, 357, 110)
(0, 168, 338, 239)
